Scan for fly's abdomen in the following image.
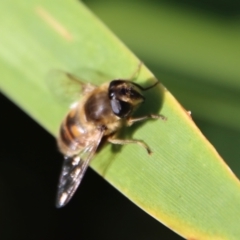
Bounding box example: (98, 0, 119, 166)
(58, 106, 86, 156)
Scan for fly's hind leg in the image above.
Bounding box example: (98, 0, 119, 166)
(108, 136, 152, 155)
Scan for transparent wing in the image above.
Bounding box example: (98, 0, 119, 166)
(56, 130, 104, 208)
(47, 70, 96, 105)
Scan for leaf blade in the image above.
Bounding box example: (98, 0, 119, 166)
(0, 1, 240, 239)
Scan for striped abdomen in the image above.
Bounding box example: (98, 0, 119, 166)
(58, 103, 89, 156)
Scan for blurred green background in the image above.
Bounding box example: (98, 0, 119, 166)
(84, 0, 240, 179)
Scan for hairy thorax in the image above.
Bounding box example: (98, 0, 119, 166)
(84, 87, 120, 127)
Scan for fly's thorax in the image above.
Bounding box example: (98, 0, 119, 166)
(84, 84, 119, 125)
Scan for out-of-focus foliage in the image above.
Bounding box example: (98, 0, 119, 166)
(85, 0, 240, 179)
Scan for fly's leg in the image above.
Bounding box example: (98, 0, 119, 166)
(129, 62, 142, 81)
(127, 114, 167, 126)
(127, 62, 161, 90)
(108, 136, 152, 155)
(108, 114, 166, 154)
(116, 62, 142, 82)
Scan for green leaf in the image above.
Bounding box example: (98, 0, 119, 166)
(1, 0, 240, 239)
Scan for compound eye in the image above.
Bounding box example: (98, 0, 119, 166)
(110, 99, 131, 118)
(120, 87, 128, 96)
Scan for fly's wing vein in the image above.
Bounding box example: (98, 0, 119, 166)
(56, 130, 104, 208)
(47, 70, 96, 105)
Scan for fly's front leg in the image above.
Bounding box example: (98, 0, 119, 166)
(129, 62, 142, 81)
(108, 114, 166, 155)
(108, 136, 152, 155)
(126, 114, 167, 126)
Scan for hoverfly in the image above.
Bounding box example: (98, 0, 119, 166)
(52, 64, 165, 207)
